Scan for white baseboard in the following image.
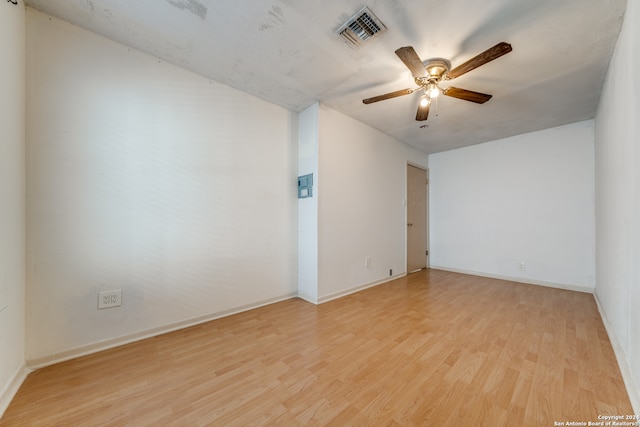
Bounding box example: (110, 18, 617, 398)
(316, 273, 407, 305)
(429, 266, 595, 294)
(27, 293, 298, 370)
(296, 293, 318, 305)
(593, 293, 640, 415)
(0, 363, 31, 419)
(26, 275, 407, 369)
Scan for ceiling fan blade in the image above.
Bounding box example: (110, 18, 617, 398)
(444, 42, 512, 80)
(395, 46, 427, 78)
(416, 100, 430, 121)
(363, 88, 417, 104)
(443, 87, 492, 104)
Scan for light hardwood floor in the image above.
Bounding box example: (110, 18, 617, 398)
(1, 269, 634, 426)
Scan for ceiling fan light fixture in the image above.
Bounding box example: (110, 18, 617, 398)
(362, 42, 512, 122)
(426, 82, 440, 98)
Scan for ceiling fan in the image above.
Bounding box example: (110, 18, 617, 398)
(363, 42, 512, 121)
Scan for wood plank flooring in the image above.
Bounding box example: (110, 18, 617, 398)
(1, 269, 634, 426)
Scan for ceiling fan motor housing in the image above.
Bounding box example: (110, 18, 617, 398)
(416, 58, 451, 86)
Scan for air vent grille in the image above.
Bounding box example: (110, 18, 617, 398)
(337, 7, 386, 48)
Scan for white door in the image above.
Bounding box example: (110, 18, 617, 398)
(407, 165, 428, 272)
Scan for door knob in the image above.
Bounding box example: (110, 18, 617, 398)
(407, 223, 413, 226)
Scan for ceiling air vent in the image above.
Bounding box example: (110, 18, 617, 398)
(336, 6, 386, 48)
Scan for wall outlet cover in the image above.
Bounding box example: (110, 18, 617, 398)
(98, 290, 122, 309)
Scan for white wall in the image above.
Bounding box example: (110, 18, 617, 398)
(594, 0, 640, 413)
(25, 9, 298, 365)
(0, 0, 27, 417)
(297, 104, 319, 303)
(316, 104, 428, 301)
(429, 121, 596, 291)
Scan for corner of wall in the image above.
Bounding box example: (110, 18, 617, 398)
(594, 292, 640, 414)
(593, 0, 640, 415)
(297, 104, 320, 302)
(0, 364, 30, 418)
(0, 0, 27, 419)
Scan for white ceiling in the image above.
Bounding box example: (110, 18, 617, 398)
(23, 0, 627, 154)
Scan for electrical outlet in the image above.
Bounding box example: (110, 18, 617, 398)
(98, 290, 122, 309)
(519, 262, 526, 272)
(390, 269, 393, 276)
(365, 256, 371, 267)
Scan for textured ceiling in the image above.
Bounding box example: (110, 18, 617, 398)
(24, 0, 627, 153)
